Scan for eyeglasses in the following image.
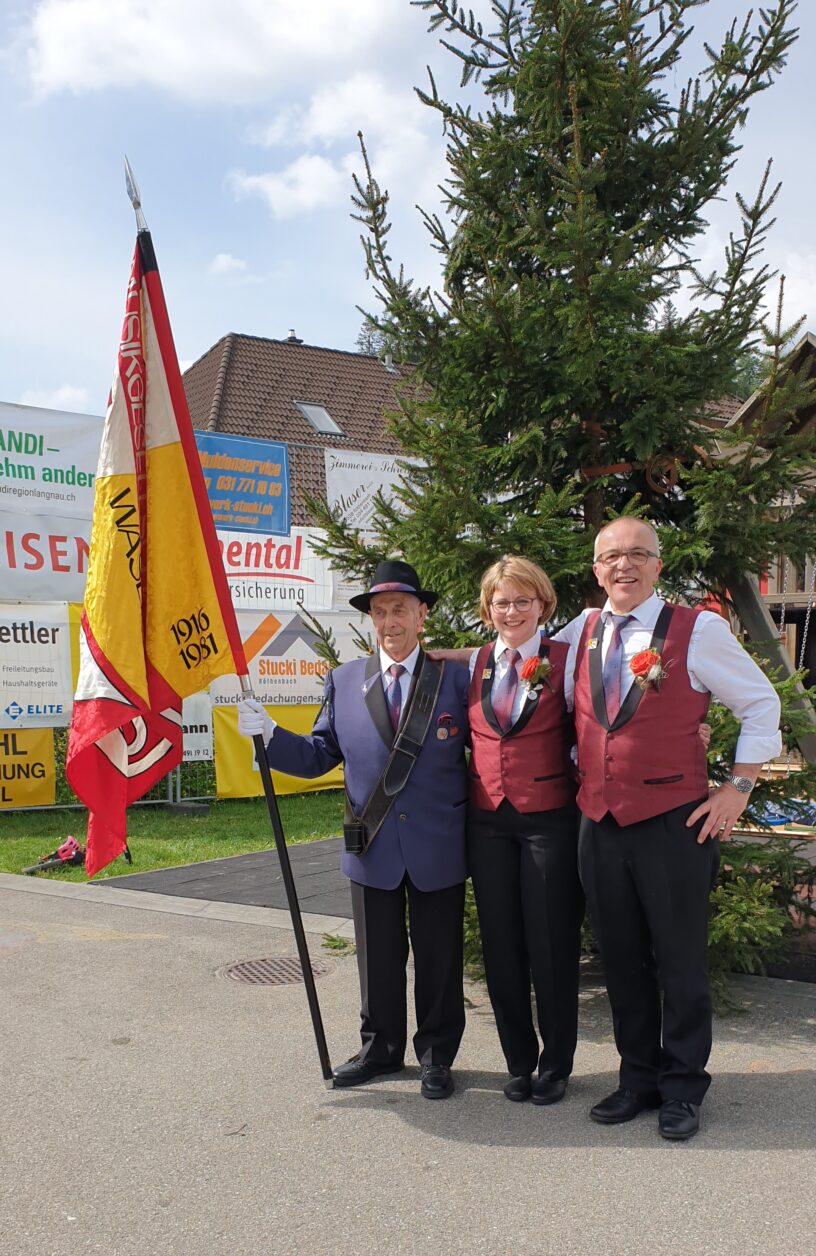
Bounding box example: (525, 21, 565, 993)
(491, 597, 536, 613)
(594, 547, 659, 569)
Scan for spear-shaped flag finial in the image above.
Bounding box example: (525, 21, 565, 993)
(124, 155, 148, 232)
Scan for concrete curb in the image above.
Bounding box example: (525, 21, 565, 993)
(0, 871, 356, 938)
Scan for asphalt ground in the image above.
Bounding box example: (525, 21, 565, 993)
(99, 837, 351, 918)
(2, 871, 815, 1256)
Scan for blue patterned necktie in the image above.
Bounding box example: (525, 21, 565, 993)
(386, 663, 405, 733)
(602, 615, 632, 723)
(493, 648, 521, 732)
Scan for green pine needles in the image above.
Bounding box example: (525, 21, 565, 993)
(306, 4, 816, 975)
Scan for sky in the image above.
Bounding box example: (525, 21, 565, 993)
(1, 0, 814, 417)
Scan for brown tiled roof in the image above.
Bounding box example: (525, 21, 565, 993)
(700, 395, 744, 428)
(183, 334, 416, 525)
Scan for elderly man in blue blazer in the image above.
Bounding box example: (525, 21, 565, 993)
(239, 560, 469, 1099)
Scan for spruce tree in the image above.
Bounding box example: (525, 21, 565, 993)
(310, 0, 816, 807)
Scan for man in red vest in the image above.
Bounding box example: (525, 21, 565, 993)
(564, 516, 781, 1141)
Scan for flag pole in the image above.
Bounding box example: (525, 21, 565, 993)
(241, 680, 335, 1086)
(123, 158, 334, 1087)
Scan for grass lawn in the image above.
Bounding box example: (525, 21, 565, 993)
(0, 789, 344, 880)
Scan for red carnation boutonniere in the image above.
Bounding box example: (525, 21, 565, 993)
(630, 648, 668, 691)
(519, 655, 552, 698)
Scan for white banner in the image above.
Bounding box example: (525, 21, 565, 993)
(219, 526, 334, 612)
(324, 448, 421, 531)
(181, 691, 214, 762)
(0, 509, 92, 602)
(209, 608, 367, 707)
(0, 402, 103, 520)
(0, 603, 73, 728)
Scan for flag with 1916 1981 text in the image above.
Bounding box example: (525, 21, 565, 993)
(67, 231, 246, 876)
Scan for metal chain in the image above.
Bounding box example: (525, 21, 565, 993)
(797, 556, 816, 671)
(778, 493, 796, 778)
(778, 507, 794, 641)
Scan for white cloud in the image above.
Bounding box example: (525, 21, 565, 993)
(229, 155, 349, 220)
(20, 0, 403, 102)
(208, 252, 248, 276)
(257, 73, 429, 149)
(237, 73, 448, 223)
(18, 384, 92, 412)
(249, 107, 304, 149)
(777, 251, 816, 334)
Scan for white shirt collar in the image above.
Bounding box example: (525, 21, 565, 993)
(379, 643, 420, 676)
(494, 630, 541, 662)
(601, 590, 663, 629)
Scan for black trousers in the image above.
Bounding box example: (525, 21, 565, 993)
(468, 801, 584, 1080)
(578, 800, 720, 1105)
(349, 876, 466, 1067)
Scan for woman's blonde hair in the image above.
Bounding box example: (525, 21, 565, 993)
(478, 555, 557, 627)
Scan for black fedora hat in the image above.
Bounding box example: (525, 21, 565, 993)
(349, 559, 438, 613)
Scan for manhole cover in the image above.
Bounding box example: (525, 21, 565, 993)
(222, 956, 331, 986)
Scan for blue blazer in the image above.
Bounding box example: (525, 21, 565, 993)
(264, 653, 469, 891)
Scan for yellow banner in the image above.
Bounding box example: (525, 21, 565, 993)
(68, 602, 83, 690)
(214, 705, 344, 799)
(0, 728, 55, 808)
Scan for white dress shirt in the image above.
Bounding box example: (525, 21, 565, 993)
(553, 591, 782, 764)
(380, 643, 420, 724)
(468, 631, 542, 728)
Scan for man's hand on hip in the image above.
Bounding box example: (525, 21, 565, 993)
(687, 783, 748, 843)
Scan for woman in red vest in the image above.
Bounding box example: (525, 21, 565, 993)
(466, 556, 583, 1105)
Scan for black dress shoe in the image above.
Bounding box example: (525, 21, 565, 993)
(531, 1076, 568, 1106)
(659, 1100, 700, 1141)
(503, 1075, 532, 1102)
(332, 1056, 404, 1088)
(420, 1063, 454, 1100)
(590, 1087, 661, 1125)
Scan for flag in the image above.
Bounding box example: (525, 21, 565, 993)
(67, 231, 247, 876)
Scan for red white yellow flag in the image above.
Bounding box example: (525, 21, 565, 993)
(67, 232, 247, 876)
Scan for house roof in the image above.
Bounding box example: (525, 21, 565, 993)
(701, 395, 744, 428)
(726, 332, 816, 435)
(183, 333, 416, 525)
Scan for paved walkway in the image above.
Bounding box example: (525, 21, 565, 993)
(2, 870, 814, 1256)
(99, 837, 352, 919)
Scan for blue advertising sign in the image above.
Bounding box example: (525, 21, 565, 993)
(195, 431, 290, 537)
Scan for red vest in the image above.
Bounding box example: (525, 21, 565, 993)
(573, 604, 710, 825)
(468, 639, 575, 813)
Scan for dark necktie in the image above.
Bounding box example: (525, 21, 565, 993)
(385, 663, 405, 733)
(493, 648, 521, 732)
(602, 614, 631, 723)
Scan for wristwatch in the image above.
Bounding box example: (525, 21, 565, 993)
(727, 774, 754, 794)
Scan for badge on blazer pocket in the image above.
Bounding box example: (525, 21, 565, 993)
(436, 711, 459, 739)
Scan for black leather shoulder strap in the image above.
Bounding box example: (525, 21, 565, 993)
(345, 652, 446, 851)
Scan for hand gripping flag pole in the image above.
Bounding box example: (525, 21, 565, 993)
(69, 158, 333, 1085)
